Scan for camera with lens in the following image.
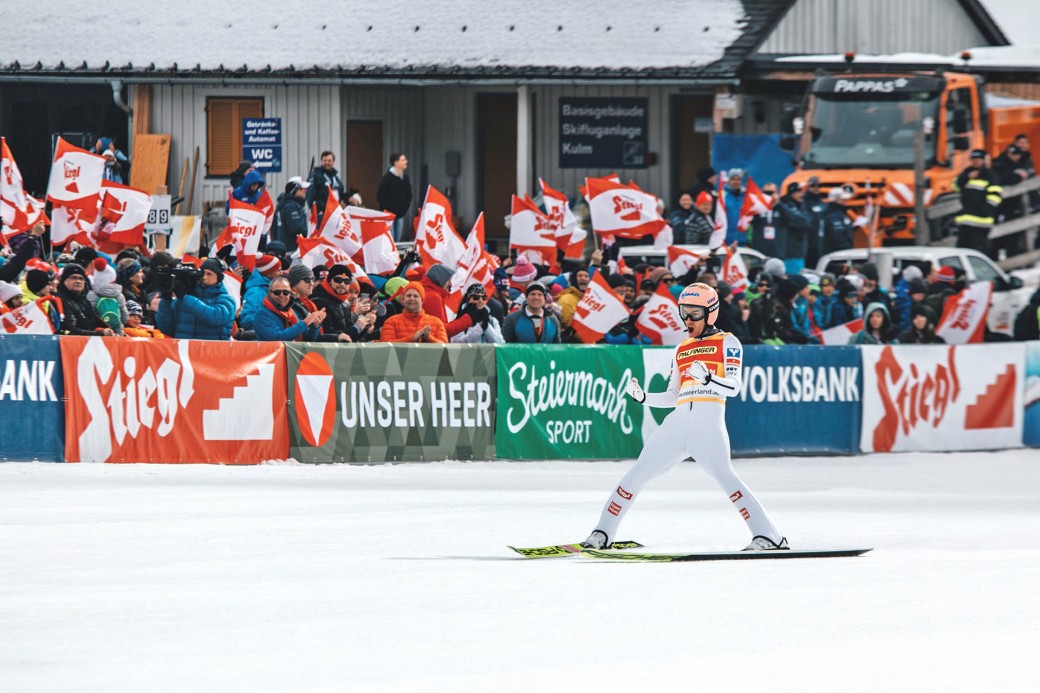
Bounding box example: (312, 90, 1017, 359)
(155, 264, 204, 297)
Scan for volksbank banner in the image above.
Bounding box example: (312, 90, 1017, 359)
(641, 345, 863, 456)
(0, 335, 64, 461)
(496, 345, 645, 460)
(286, 343, 495, 462)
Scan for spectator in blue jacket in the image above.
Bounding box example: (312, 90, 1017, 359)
(502, 283, 561, 343)
(232, 170, 266, 206)
(788, 274, 821, 344)
(237, 254, 285, 330)
(814, 273, 842, 329)
(723, 170, 745, 245)
(254, 277, 324, 342)
(156, 258, 237, 340)
(775, 182, 815, 275)
(891, 265, 923, 332)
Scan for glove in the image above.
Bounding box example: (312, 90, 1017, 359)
(686, 360, 712, 385)
(625, 377, 646, 403)
(470, 305, 490, 327)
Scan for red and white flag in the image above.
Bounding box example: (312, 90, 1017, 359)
(510, 194, 557, 265)
(215, 196, 267, 270)
(720, 246, 749, 293)
(667, 245, 706, 278)
(0, 299, 56, 335)
(635, 283, 687, 345)
(414, 185, 466, 269)
(571, 270, 631, 344)
(708, 177, 727, 248)
(820, 318, 863, 345)
(256, 189, 276, 237)
(1, 137, 39, 240)
(50, 203, 98, 246)
(738, 178, 772, 232)
(297, 236, 369, 281)
(312, 194, 362, 259)
(352, 207, 399, 275)
(586, 177, 668, 240)
(46, 137, 105, 211)
(445, 214, 499, 319)
(98, 180, 152, 247)
(540, 178, 586, 260)
(937, 281, 992, 344)
(580, 173, 620, 201)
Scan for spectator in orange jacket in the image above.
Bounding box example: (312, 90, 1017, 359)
(420, 263, 474, 338)
(123, 300, 165, 338)
(379, 281, 448, 343)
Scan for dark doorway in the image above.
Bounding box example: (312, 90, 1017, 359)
(346, 120, 383, 211)
(671, 95, 714, 207)
(477, 93, 517, 248)
(0, 83, 128, 196)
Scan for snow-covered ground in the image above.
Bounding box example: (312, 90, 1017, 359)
(1, 451, 1037, 692)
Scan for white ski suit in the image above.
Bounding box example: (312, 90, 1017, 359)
(592, 327, 783, 544)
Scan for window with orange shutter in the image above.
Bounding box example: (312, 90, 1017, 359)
(206, 97, 264, 177)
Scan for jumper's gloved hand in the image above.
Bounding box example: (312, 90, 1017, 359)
(626, 377, 646, 403)
(686, 360, 712, 385)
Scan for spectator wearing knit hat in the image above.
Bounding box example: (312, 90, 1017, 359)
(857, 261, 892, 316)
(56, 263, 114, 336)
(286, 263, 353, 343)
(892, 265, 925, 332)
(450, 283, 504, 344)
(925, 265, 958, 320)
(311, 264, 363, 341)
(502, 282, 561, 344)
(117, 257, 147, 306)
(21, 267, 54, 304)
(123, 301, 165, 338)
(769, 275, 814, 344)
(507, 256, 539, 298)
(0, 281, 23, 313)
(420, 262, 475, 339)
(237, 254, 284, 330)
(898, 304, 945, 344)
(156, 258, 236, 340)
(87, 258, 129, 334)
(378, 281, 448, 343)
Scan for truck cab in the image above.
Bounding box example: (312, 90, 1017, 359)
(782, 71, 989, 244)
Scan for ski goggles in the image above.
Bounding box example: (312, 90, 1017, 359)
(678, 304, 712, 322)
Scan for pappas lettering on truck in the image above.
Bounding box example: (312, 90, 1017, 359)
(780, 69, 1040, 246)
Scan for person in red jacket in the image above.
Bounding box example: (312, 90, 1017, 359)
(379, 281, 448, 343)
(420, 263, 475, 338)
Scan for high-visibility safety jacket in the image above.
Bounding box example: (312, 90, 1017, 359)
(953, 167, 1003, 229)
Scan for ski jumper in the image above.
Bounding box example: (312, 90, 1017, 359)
(592, 328, 783, 543)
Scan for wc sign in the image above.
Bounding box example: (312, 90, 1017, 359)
(242, 118, 282, 173)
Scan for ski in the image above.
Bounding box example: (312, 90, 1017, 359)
(508, 540, 644, 558)
(580, 547, 873, 562)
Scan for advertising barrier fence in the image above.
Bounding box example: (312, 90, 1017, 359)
(0, 337, 1035, 462)
(0, 335, 64, 461)
(287, 343, 496, 462)
(61, 336, 288, 463)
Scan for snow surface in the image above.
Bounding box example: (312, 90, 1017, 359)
(1, 451, 1038, 692)
(0, 0, 744, 72)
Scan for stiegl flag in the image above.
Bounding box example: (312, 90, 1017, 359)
(936, 281, 992, 344)
(415, 185, 466, 269)
(635, 283, 687, 345)
(510, 194, 557, 266)
(570, 270, 631, 344)
(46, 137, 105, 211)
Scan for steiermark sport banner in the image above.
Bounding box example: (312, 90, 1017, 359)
(286, 343, 496, 463)
(495, 344, 648, 459)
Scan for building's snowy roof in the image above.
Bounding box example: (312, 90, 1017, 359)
(0, 0, 791, 81)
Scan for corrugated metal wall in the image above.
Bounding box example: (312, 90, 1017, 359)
(759, 0, 990, 55)
(149, 83, 342, 219)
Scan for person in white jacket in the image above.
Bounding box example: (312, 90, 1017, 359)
(450, 284, 504, 344)
(583, 282, 788, 552)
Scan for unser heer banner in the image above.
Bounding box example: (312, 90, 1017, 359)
(495, 344, 645, 460)
(0, 335, 65, 461)
(61, 336, 289, 463)
(640, 345, 863, 456)
(860, 344, 1024, 453)
(286, 343, 495, 462)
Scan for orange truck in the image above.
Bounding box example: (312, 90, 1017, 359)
(781, 70, 1040, 245)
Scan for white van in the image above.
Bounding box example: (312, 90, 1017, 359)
(815, 247, 1035, 336)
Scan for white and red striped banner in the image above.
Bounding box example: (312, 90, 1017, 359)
(46, 137, 104, 212)
(635, 283, 687, 345)
(215, 196, 267, 270)
(738, 178, 772, 232)
(540, 178, 586, 260)
(586, 177, 668, 240)
(0, 299, 56, 335)
(720, 246, 749, 293)
(415, 185, 466, 270)
(667, 246, 706, 278)
(571, 270, 631, 344)
(820, 318, 864, 345)
(510, 194, 557, 265)
(352, 207, 399, 275)
(936, 281, 992, 344)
